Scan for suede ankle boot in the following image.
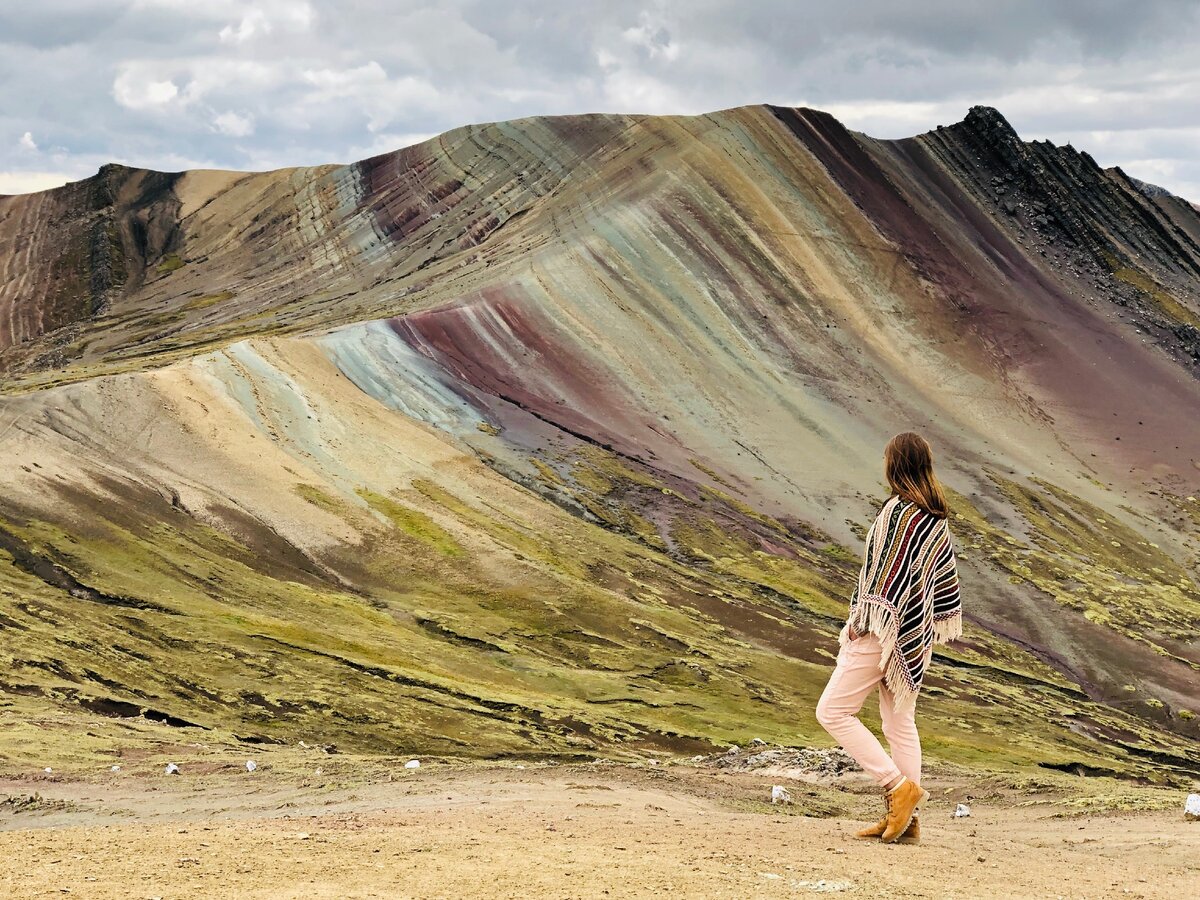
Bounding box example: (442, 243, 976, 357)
(882, 778, 929, 843)
(856, 791, 920, 844)
(856, 815, 920, 843)
(855, 791, 890, 840)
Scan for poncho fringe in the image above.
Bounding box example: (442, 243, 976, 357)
(839, 495, 963, 713)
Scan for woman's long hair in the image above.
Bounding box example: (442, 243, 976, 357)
(884, 432, 949, 519)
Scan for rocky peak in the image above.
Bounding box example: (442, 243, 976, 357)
(953, 105, 1026, 160)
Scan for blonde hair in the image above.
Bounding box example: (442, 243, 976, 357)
(884, 432, 948, 519)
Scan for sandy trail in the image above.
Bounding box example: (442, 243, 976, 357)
(0, 765, 1196, 899)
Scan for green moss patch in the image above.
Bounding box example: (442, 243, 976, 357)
(355, 488, 465, 558)
(156, 253, 185, 274)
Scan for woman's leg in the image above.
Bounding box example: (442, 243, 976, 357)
(878, 681, 921, 784)
(815, 635, 904, 787)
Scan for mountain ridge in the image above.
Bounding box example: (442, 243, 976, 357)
(0, 102, 1197, 777)
(3, 103, 1199, 387)
(6, 105, 1194, 206)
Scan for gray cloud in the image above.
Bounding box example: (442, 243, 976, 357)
(2, 0, 1199, 199)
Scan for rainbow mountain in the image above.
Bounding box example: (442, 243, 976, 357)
(1, 104, 1198, 779)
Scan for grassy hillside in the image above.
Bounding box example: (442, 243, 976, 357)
(1, 105, 1198, 779)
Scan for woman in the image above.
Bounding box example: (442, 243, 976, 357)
(816, 431, 962, 845)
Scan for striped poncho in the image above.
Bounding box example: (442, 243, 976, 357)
(838, 494, 962, 713)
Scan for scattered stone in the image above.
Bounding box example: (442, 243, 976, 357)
(245, 760, 257, 772)
(1185, 794, 1200, 821)
(706, 746, 855, 777)
(794, 879, 853, 892)
(770, 785, 793, 805)
(725, 745, 740, 755)
(954, 803, 972, 818)
(314, 768, 323, 777)
(750, 737, 767, 747)
(43, 767, 52, 774)
(165, 763, 180, 776)
(405, 759, 421, 770)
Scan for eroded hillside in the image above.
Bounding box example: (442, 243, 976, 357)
(0, 105, 1197, 779)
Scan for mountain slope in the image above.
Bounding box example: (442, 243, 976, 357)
(0, 105, 1197, 778)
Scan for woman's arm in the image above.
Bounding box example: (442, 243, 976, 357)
(849, 585, 859, 643)
(846, 510, 881, 639)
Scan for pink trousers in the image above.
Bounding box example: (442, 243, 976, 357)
(815, 633, 921, 787)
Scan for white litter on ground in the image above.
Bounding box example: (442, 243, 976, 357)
(43, 767, 52, 774)
(405, 759, 421, 769)
(793, 879, 853, 892)
(954, 803, 971, 818)
(110, 765, 120, 773)
(245, 760, 257, 772)
(165, 763, 180, 775)
(1185, 794, 1200, 821)
(770, 785, 793, 805)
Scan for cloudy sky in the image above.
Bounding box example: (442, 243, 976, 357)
(3, 0, 1199, 199)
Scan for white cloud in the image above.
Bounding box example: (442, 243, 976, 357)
(0, 171, 74, 195)
(600, 69, 697, 116)
(300, 62, 443, 132)
(112, 64, 180, 110)
(219, 9, 271, 44)
(212, 111, 254, 137)
(110, 57, 284, 127)
(216, 2, 315, 43)
(18, 131, 37, 151)
(595, 12, 694, 114)
(622, 14, 681, 62)
(345, 130, 439, 161)
(5, 1, 1200, 201)
(180, 60, 284, 107)
(302, 61, 390, 93)
(596, 48, 620, 71)
(812, 99, 956, 135)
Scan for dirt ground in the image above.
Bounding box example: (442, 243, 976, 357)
(0, 761, 1196, 899)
